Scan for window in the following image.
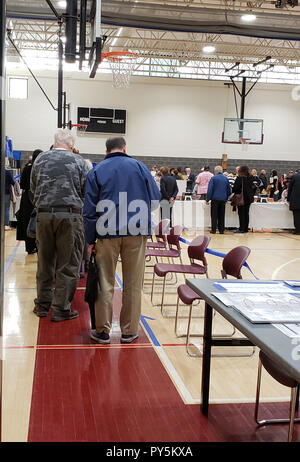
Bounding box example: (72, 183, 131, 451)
(8, 77, 28, 99)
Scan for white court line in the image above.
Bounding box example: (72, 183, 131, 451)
(272, 258, 300, 280)
(153, 345, 200, 405)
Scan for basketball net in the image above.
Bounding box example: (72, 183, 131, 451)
(103, 52, 138, 89)
(72, 124, 87, 136)
(240, 138, 250, 152)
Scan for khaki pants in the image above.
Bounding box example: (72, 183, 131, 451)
(35, 212, 84, 315)
(95, 236, 147, 335)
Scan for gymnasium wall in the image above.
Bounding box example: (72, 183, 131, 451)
(5, 69, 300, 171)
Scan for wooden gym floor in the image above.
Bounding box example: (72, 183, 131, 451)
(2, 228, 300, 442)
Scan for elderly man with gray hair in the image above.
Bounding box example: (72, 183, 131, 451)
(206, 165, 231, 234)
(30, 129, 90, 321)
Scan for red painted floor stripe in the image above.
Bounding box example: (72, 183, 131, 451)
(36, 290, 151, 346)
(27, 280, 299, 442)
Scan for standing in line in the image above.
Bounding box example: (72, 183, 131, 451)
(258, 169, 268, 193)
(4, 168, 14, 230)
(195, 166, 213, 200)
(185, 167, 195, 192)
(159, 166, 178, 227)
(269, 170, 278, 199)
(17, 149, 42, 254)
(31, 129, 90, 321)
(232, 165, 255, 234)
(83, 137, 161, 345)
(206, 166, 231, 235)
(287, 169, 300, 235)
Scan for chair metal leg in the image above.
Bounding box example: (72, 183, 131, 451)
(255, 359, 300, 442)
(160, 276, 166, 314)
(288, 387, 298, 442)
(186, 303, 201, 357)
(185, 308, 250, 358)
(150, 270, 155, 303)
(254, 358, 262, 424)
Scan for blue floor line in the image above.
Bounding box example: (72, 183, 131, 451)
(4, 242, 20, 274)
(114, 271, 161, 346)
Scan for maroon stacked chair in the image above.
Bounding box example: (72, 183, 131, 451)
(143, 225, 184, 288)
(255, 350, 300, 442)
(175, 245, 255, 357)
(151, 235, 211, 316)
(221, 246, 251, 279)
(146, 219, 170, 250)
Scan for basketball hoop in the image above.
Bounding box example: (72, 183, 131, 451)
(72, 124, 88, 136)
(102, 51, 138, 89)
(240, 138, 250, 151)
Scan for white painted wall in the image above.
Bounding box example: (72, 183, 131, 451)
(5, 69, 300, 160)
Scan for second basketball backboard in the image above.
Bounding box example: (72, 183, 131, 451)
(222, 118, 264, 144)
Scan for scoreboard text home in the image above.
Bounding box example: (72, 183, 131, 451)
(77, 107, 126, 134)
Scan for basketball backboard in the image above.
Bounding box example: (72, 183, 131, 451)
(222, 118, 264, 145)
(89, 0, 104, 78)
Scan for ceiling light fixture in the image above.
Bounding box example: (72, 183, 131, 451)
(57, 1, 67, 8)
(202, 45, 216, 53)
(241, 13, 257, 22)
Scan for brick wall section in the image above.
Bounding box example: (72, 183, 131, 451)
(20, 151, 299, 177)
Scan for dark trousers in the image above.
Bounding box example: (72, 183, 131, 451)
(35, 211, 84, 314)
(293, 210, 300, 233)
(211, 200, 226, 233)
(25, 236, 36, 253)
(160, 199, 174, 227)
(238, 204, 251, 232)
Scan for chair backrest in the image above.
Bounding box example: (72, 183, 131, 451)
(221, 246, 251, 279)
(188, 235, 211, 267)
(154, 219, 170, 244)
(167, 225, 184, 251)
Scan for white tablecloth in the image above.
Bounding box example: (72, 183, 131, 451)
(152, 200, 294, 231)
(249, 202, 294, 230)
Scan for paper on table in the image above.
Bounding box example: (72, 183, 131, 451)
(274, 323, 300, 338)
(214, 282, 297, 294)
(212, 292, 300, 324)
(284, 281, 300, 288)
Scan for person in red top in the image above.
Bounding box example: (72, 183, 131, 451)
(195, 166, 213, 200)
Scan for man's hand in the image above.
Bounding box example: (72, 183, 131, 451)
(88, 244, 96, 254)
(169, 197, 175, 204)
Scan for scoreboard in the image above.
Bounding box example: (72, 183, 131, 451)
(77, 107, 126, 134)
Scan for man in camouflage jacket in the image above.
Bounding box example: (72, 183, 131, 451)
(30, 129, 90, 321)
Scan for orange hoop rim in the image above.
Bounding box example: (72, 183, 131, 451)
(240, 138, 251, 144)
(102, 51, 139, 61)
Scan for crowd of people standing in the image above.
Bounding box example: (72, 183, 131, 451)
(151, 163, 300, 235)
(3, 133, 300, 344)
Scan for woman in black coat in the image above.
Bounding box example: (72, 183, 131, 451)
(232, 165, 255, 234)
(287, 170, 300, 235)
(16, 149, 42, 254)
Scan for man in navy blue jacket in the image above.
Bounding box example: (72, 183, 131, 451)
(206, 166, 231, 234)
(83, 137, 161, 344)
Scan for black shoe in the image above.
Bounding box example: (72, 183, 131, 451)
(219, 231, 224, 234)
(210, 231, 216, 234)
(27, 248, 38, 255)
(121, 334, 139, 344)
(33, 305, 49, 318)
(292, 230, 300, 235)
(90, 330, 110, 344)
(51, 310, 79, 322)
